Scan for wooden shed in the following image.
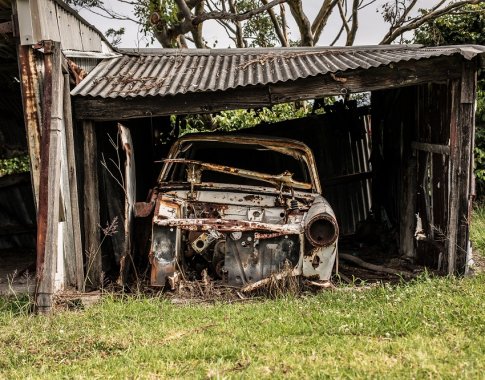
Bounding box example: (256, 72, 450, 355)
(2, 0, 484, 311)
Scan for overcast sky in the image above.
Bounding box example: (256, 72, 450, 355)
(77, 0, 423, 48)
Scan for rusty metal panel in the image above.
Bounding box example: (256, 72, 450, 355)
(71, 45, 485, 98)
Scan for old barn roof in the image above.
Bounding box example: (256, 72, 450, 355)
(71, 45, 485, 99)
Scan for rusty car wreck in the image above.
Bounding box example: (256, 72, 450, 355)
(135, 134, 339, 288)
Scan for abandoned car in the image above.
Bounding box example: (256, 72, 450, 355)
(137, 134, 339, 288)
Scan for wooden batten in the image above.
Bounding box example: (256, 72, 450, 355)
(83, 120, 102, 289)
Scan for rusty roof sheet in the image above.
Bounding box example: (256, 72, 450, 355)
(71, 45, 485, 98)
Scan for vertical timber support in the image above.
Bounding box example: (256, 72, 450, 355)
(83, 120, 102, 289)
(400, 155, 417, 260)
(448, 60, 476, 275)
(35, 41, 63, 313)
(18, 45, 41, 208)
(63, 74, 84, 290)
(118, 123, 136, 286)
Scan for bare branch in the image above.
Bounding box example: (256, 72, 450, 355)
(330, 24, 345, 46)
(346, 0, 359, 45)
(312, 0, 338, 43)
(280, 3, 289, 46)
(337, 0, 351, 35)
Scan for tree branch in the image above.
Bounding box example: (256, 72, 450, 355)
(228, 0, 246, 48)
(346, 0, 359, 45)
(312, 0, 338, 44)
(193, 0, 288, 24)
(287, 0, 314, 46)
(262, 0, 289, 46)
(337, 0, 350, 36)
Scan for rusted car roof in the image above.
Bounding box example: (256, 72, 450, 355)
(71, 45, 485, 98)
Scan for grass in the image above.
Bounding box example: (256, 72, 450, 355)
(471, 203, 485, 256)
(0, 274, 484, 379)
(0, 205, 484, 379)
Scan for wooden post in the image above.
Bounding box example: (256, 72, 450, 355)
(83, 120, 102, 289)
(63, 73, 84, 290)
(35, 41, 63, 313)
(455, 60, 476, 273)
(448, 60, 476, 275)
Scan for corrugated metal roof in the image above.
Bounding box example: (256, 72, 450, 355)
(71, 45, 485, 98)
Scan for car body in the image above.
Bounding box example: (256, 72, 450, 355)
(136, 134, 339, 288)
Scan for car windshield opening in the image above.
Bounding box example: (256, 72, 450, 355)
(165, 140, 311, 188)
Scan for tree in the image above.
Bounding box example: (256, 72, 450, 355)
(413, 3, 485, 199)
(68, 0, 484, 48)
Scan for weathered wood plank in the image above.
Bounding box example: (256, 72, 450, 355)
(447, 80, 460, 275)
(411, 141, 450, 155)
(83, 120, 102, 289)
(117, 124, 136, 285)
(400, 156, 417, 260)
(17, 45, 41, 208)
(59, 125, 75, 288)
(36, 41, 63, 313)
(63, 73, 84, 290)
(73, 56, 462, 121)
(454, 60, 476, 273)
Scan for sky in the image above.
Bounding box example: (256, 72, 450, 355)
(77, 0, 422, 49)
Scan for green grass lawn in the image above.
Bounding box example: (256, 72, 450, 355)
(1, 207, 484, 379)
(1, 273, 484, 379)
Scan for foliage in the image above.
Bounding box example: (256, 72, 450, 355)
(105, 27, 125, 47)
(413, 3, 485, 46)
(66, 1, 482, 49)
(0, 155, 30, 177)
(413, 3, 485, 199)
(239, 0, 281, 47)
(1, 274, 485, 378)
(177, 102, 312, 135)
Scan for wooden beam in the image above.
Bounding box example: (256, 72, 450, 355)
(411, 141, 450, 155)
(83, 120, 102, 289)
(35, 41, 63, 313)
(63, 73, 84, 290)
(73, 56, 462, 121)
